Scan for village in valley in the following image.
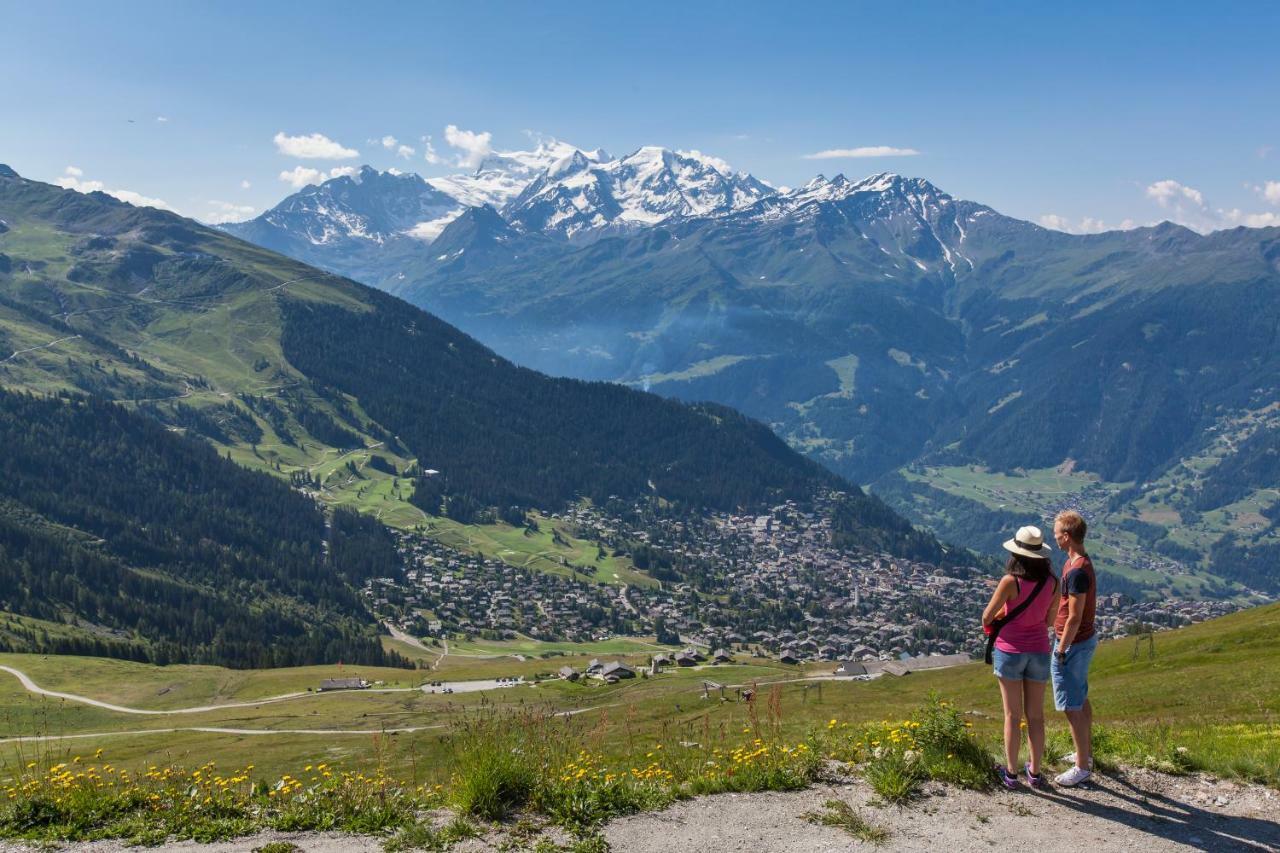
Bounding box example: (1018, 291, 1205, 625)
(363, 493, 1241, 673)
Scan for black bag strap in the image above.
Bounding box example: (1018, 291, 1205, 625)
(984, 575, 1049, 664)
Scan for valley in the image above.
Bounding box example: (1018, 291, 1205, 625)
(222, 152, 1280, 602)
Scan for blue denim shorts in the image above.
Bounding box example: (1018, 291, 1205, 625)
(992, 648, 1051, 682)
(1052, 633, 1098, 711)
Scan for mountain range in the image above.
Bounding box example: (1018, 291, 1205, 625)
(223, 146, 1280, 595)
(0, 164, 941, 665)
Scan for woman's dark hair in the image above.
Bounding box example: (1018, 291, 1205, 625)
(1006, 552, 1052, 583)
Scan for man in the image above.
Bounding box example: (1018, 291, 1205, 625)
(1052, 509, 1097, 787)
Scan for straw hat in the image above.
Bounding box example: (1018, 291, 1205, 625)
(1003, 525, 1052, 561)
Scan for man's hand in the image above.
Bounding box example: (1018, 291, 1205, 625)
(1055, 648, 1069, 665)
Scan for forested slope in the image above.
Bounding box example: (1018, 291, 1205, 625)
(0, 389, 405, 668)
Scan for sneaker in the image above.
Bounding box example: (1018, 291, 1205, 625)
(996, 765, 1021, 789)
(1055, 765, 1093, 787)
(1060, 751, 1094, 769)
(1024, 763, 1049, 789)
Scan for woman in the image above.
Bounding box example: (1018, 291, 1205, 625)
(982, 525, 1058, 789)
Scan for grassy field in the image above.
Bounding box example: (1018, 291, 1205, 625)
(416, 512, 656, 589)
(3, 603, 1277, 789)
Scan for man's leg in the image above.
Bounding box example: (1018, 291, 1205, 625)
(1063, 702, 1091, 769)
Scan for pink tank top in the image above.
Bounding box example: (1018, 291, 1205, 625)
(994, 576, 1055, 654)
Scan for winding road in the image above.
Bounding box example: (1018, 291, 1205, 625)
(0, 659, 857, 747)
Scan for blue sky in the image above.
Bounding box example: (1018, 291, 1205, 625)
(3, 2, 1278, 232)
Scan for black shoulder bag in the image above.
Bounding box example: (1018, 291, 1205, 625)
(984, 575, 1048, 664)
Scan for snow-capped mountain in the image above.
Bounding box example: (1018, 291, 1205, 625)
(225, 140, 611, 250)
(503, 146, 776, 240)
(224, 166, 463, 250)
(426, 140, 611, 210)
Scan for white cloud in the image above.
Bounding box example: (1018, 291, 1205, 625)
(1145, 179, 1203, 208)
(443, 124, 492, 169)
(1220, 208, 1280, 228)
(422, 136, 444, 165)
(1139, 178, 1280, 232)
(396, 144, 415, 160)
(273, 131, 358, 159)
(277, 164, 359, 189)
(156, 116, 170, 124)
(677, 149, 735, 175)
(240, 179, 252, 190)
(108, 189, 174, 210)
(803, 146, 921, 159)
(203, 200, 256, 224)
(54, 166, 174, 211)
(278, 166, 325, 189)
(380, 135, 398, 149)
(1038, 214, 1137, 234)
(55, 174, 104, 192)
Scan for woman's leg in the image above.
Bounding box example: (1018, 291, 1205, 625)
(1022, 678, 1047, 775)
(997, 676, 1024, 771)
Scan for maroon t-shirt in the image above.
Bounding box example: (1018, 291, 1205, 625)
(1054, 554, 1096, 643)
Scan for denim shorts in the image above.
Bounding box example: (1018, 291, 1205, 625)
(1052, 633, 1098, 711)
(992, 648, 1051, 682)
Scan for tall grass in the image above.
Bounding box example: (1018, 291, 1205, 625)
(827, 694, 994, 803)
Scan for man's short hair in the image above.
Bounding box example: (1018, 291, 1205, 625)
(1055, 510, 1087, 543)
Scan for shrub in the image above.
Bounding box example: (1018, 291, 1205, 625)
(829, 694, 993, 802)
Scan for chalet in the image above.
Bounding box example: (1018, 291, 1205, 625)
(585, 658, 604, 674)
(712, 649, 733, 664)
(318, 678, 368, 692)
(674, 652, 698, 667)
(558, 666, 580, 682)
(833, 661, 867, 677)
(600, 661, 636, 679)
(651, 653, 673, 667)
(779, 650, 801, 665)
(881, 662, 909, 677)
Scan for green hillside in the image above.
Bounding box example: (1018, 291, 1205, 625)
(0, 166, 949, 666)
(0, 389, 406, 668)
(0, 166, 878, 521)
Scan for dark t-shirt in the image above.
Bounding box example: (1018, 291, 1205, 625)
(1054, 554, 1097, 643)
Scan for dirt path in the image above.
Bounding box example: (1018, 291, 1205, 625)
(602, 770, 1279, 852)
(0, 664, 513, 721)
(0, 768, 1273, 852)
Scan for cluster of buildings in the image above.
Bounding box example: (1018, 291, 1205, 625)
(364, 493, 1251, 664)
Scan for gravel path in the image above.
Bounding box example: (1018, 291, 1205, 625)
(0, 769, 1274, 852)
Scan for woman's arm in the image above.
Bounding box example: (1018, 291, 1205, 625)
(982, 576, 1017, 626)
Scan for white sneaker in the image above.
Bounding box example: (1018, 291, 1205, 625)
(1055, 765, 1093, 787)
(1060, 752, 1094, 769)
